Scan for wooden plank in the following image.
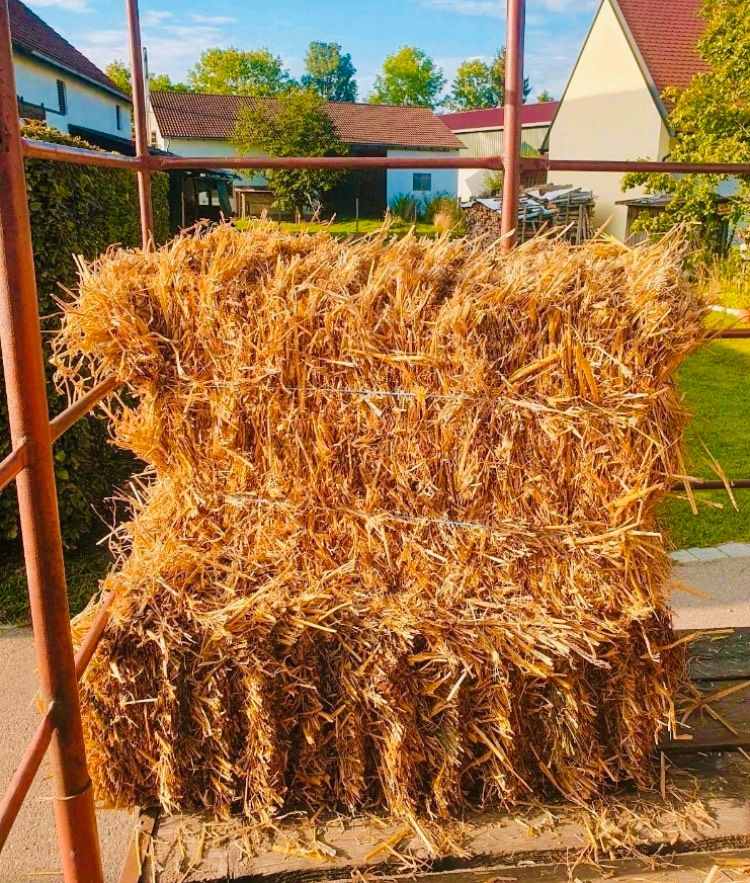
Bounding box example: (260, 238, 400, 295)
(686, 628, 750, 682)
(153, 754, 750, 883)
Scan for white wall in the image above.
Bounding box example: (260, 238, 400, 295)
(385, 149, 459, 204)
(15, 53, 131, 138)
(545, 0, 669, 240)
(151, 126, 269, 189)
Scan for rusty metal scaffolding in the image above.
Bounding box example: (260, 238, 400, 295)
(0, 0, 749, 879)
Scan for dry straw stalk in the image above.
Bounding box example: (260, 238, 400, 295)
(54, 222, 706, 833)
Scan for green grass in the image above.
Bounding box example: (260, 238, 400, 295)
(235, 216, 439, 237)
(0, 543, 110, 625)
(660, 335, 750, 549)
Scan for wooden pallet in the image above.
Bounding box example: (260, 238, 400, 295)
(131, 630, 750, 883)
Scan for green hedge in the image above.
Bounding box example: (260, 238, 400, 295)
(0, 122, 169, 547)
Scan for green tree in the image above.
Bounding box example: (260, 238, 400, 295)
(189, 47, 292, 96)
(105, 59, 131, 93)
(622, 0, 750, 255)
(301, 41, 357, 102)
(369, 47, 445, 108)
(231, 87, 348, 212)
(447, 49, 530, 110)
(104, 60, 190, 94)
(536, 89, 555, 103)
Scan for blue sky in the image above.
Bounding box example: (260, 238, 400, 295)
(27, 0, 599, 104)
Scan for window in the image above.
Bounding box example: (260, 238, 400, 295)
(413, 172, 432, 192)
(115, 104, 122, 131)
(56, 80, 67, 115)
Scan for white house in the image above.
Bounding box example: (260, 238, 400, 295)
(440, 101, 558, 201)
(148, 91, 462, 216)
(545, 0, 706, 240)
(10, 0, 131, 151)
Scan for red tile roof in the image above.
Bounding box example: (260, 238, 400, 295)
(439, 101, 558, 132)
(150, 91, 463, 151)
(9, 0, 127, 98)
(614, 0, 708, 95)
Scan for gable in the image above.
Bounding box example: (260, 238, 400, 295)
(9, 0, 128, 99)
(545, 0, 667, 161)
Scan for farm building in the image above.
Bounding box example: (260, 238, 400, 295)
(8, 0, 131, 151)
(545, 0, 706, 240)
(441, 101, 557, 201)
(148, 92, 462, 217)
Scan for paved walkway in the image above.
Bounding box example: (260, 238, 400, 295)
(0, 551, 747, 882)
(0, 628, 134, 883)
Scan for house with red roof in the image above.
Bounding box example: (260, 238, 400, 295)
(440, 102, 558, 201)
(9, 0, 131, 151)
(149, 91, 462, 218)
(545, 0, 706, 239)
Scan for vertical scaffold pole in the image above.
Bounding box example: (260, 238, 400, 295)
(501, 0, 526, 250)
(126, 0, 154, 246)
(0, 2, 104, 880)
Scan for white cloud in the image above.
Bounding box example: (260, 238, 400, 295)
(78, 22, 227, 79)
(420, 0, 595, 18)
(421, 0, 504, 17)
(28, 0, 91, 12)
(141, 9, 174, 27)
(188, 14, 238, 24)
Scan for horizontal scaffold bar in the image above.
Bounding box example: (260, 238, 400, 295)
(20, 139, 750, 175)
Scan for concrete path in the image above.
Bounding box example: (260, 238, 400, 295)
(670, 553, 750, 630)
(0, 552, 746, 882)
(0, 627, 135, 883)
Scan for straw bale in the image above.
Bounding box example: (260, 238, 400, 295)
(54, 222, 706, 830)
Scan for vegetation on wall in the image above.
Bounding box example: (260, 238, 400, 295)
(0, 123, 168, 547)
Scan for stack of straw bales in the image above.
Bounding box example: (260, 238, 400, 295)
(54, 223, 705, 828)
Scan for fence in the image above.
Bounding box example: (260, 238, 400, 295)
(0, 0, 749, 879)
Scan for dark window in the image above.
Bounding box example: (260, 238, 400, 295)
(413, 172, 432, 192)
(56, 80, 67, 115)
(116, 104, 122, 130)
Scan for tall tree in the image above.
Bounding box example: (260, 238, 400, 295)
(301, 41, 357, 102)
(105, 60, 190, 93)
(231, 87, 348, 212)
(188, 47, 292, 96)
(536, 89, 555, 103)
(369, 47, 445, 108)
(622, 0, 750, 256)
(105, 59, 131, 94)
(447, 49, 530, 110)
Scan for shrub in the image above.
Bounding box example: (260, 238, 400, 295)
(481, 170, 504, 197)
(423, 192, 464, 232)
(389, 192, 423, 223)
(0, 123, 169, 547)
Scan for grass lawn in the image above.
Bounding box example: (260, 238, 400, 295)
(0, 543, 110, 625)
(660, 333, 750, 549)
(235, 216, 439, 237)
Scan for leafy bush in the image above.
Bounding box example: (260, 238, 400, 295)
(389, 192, 424, 223)
(0, 123, 169, 547)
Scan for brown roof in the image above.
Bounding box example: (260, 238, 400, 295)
(440, 101, 558, 132)
(150, 91, 463, 150)
(614, 0, 708, 96)
(9, 0, 128, 99)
